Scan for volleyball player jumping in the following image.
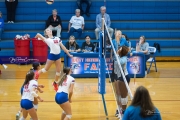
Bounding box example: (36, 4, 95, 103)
(35, 28, 73, 91)
(55, 67, 75, 120)
(19, 70, 43, 120)
(114, 46, 131, 118)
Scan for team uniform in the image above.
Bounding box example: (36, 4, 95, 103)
(114, 56, 130, 84)
(44, 37, 62, 61)
(20, 70, 40, 95)
(55, 75, 75, 104)
(20, 80, 38, 110)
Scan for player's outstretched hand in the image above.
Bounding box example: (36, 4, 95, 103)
(68, 54, 73, 58)
(39, 98, 44, 102)
(39, 85, 45, 88)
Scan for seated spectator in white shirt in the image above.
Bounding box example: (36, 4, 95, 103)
(81, 35, 95, 52)
(65, 35, 81, 52)
(95, 6, 114, 40)
(46, 9, 62, 38)
(68, 9, 84, 39)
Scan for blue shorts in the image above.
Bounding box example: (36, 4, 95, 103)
(48, 53, 61, 61)
(20, 99, 34, 110)
(55, 92, 68, 104)
(20, 85, 24, 96)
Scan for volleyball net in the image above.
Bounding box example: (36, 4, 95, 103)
(98, 18, 133, 119)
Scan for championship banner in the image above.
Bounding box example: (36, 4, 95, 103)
(68, 57, 113, 74)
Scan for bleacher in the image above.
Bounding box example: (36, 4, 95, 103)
(0, 0, 180, 58)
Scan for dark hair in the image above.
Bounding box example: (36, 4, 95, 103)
(122, 34, 129, 41)
(130, 86, 155, 117)
(69, 35, 78, 50)
(140, 35, 146, 42)
(23, 70, 35, 85)
(117, 46, 129, 57)
(31, 62, 40, 70)
(85, 35, 91, 39)
(58, 67, 71, 86)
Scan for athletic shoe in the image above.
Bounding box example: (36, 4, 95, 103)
(16, 113, 20, 120)
(2, 64, 8, 69)
(30, 118, 33, 120)
(115, 109, 119, 117)
(7, 21, 11, 23)
(11, 21, 14, 23)
(52, 81, 58, 92)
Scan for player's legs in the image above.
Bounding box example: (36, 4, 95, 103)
(19, 108, 28, 120)
(59, 101, 72, 120)
(54, 58, 61, 82)
(27, 108, 38, 120)
(40, 59, 54, 73)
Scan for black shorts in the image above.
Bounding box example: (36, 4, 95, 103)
(115, 74, 131, 84)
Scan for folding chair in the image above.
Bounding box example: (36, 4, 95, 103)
(147, 47, 158, 74)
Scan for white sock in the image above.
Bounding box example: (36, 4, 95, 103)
(2, 64, 8, 69)
(118, 105, 122, 113)
(19, 117, 25, 120)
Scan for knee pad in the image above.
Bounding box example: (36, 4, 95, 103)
(56, 72, 61, 76)
(121, 96, 128, 105)
(66, 115, 72, 119)
(33, 104, 38, 109)
(62, 111, 66, 114)
(41, 68, 47, 73)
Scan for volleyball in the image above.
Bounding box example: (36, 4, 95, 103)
(46, 0, 54, 5)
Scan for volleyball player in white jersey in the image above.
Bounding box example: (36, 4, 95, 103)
(114, 46, 131, 118)
(19, 70, 43, 120)
(35, 28, 73, 91)
(55, 67, 75, 120)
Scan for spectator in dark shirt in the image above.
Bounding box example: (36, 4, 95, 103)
(65, 35, 81, 52)
(81, 35, 95, 52)
(77, 0, 91, 17)
(46, 9, 62, 37)
(5, 0, 18, 23)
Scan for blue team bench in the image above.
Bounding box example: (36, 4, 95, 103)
(4, 21, 180, 31)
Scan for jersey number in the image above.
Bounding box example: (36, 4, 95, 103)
(53, 40, 58, 44)
(24, 83, 29, 89)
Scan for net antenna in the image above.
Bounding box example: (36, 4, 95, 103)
(102, 18, 133, 119)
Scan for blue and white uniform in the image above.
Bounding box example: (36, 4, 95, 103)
(55, 75, 75, 104)
(20, 80, 38, 110)
(44, 37, 62, 61)
(114, 56, 130, 84)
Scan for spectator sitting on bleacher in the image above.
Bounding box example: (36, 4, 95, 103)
(46, 9, 62, 38)
(65, 35, 81, 52)
(77, 0, 91, 17)
(95, 6, 114, 40)
(81, 35, 95, 52)
(68, 9, 84, 39)
(0, 11, 4, 41)
(136, 36, 150, 74)
(5, 0, 18, 23)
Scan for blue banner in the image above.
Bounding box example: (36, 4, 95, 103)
(68, 57, 113, 74)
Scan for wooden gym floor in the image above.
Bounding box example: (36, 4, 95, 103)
(0, 62, 180, 120)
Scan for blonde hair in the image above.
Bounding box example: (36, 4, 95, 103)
(52, 9, 57, 12)
(69, 35, 78, 50)
(44, 28, 51, 38)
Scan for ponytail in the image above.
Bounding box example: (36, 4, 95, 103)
(58, 73, 67, 86)
(57, 67, 71, 86)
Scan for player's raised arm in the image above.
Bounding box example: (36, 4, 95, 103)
(35, 33, 46, 41)
(59, 42, 73, 58)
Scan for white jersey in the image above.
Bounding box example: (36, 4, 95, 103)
(57, 75, 75, 94)
(21, 80, 38, 101)
(44, 37, 62, 54)
(70, 16, 85, 29)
